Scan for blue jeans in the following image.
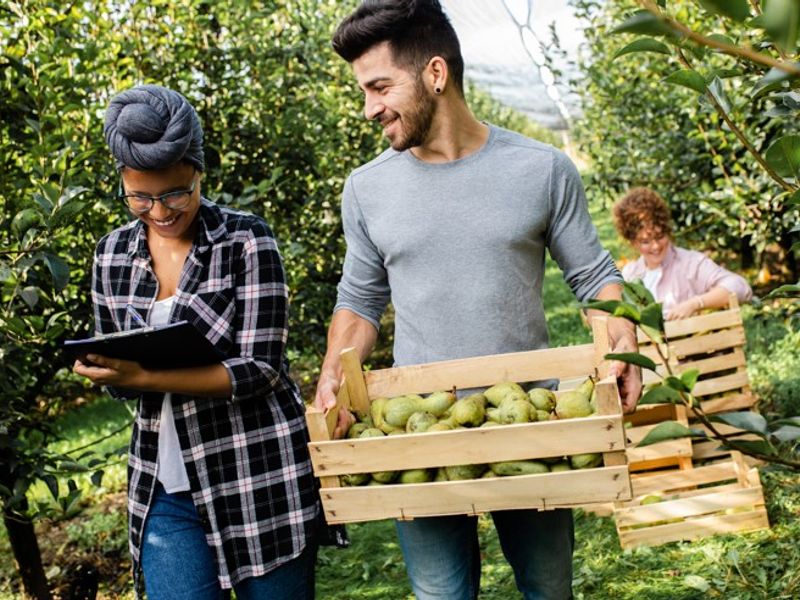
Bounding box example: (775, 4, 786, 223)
(395, 509, 574, 600)
(141, 484, 316, 600)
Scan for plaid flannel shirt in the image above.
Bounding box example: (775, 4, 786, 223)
(92, 199, 319, 591)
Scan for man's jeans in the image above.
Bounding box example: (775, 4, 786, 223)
(141, 484, 316, 600)
(395, 509, 574, 600)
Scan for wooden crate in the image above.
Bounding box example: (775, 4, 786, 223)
(637, 294, 760, 462)
(614, 451, 769, 548)
(305, 319, 632, 525)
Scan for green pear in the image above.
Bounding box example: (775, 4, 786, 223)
(497, 397, 532, 424)
(569, 453, 602, 469)
(484, 382, 526, 407)
(406, 411, 438, 433)
(528, 388, 556, 412)
(555, 390, 592, 419)
(549, 461, 572, 472)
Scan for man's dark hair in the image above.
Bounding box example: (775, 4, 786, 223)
(332, 0, 465, 96)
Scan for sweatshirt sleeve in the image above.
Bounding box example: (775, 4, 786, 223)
(333, 176, 391, 330)
(545, 150, 623, 301)
(695, 254, 753, 303)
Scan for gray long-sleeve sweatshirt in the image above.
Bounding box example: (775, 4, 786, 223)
(334, 124, 622, 367)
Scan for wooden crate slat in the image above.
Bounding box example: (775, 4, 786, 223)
(637, 309, 742, 343)
(320, 466, 632, 524)
(676, 348, 746, 376)
(667, 327, 745, 360)
(615, 487, 764, 526)
(309, 415, 624, 476)
(618, 508, 769, 548)
(691, 392, 757, 416)
(692, 371, 750, 397)
(626, 440, 693, 464)
(362, 344, 595, 399)
(630, 461, 738, 496)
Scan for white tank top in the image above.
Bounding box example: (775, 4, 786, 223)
(150, 297, 191, 493)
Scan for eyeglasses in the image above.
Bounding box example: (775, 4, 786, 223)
(118, 174, 197, 214)
(634, 231, 668, 248)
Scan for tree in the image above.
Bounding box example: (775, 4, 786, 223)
(573, 0, 800, 281)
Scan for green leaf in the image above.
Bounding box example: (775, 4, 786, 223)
(699, 0, 750, 21)
(42, 475, 59, 500)
(707, 76, 732, 113)
(751, 64, 800, 98)
(640, 303, 665, 332)
(640, 324, 665, 345)
(665, 375, 690, 393)
(765, 135, 800, 178)
(43, 253, 70, 293)
(639, 384, 683, 405)
(683, 574, 710, 592)
(763, 0, 800, 52)
(605, 352, 658, 371)
(765, 283, 800, 298)
(623, 280, 655, 305)
(786, 190, 800, 206)
(612, 10, 674, 37)
(724, 439, 776, 456)
(20, 286, 39, 309)
(679, 368, 700, 391)
(585, 299, 642, 323)
(90, 470, 105, 487)
(613, 38, 671, 60)
(663, 69, 707, 93)
(771, 425, 800, 443)
(638, 421, 705, 447)
(709, 411, 768, 435)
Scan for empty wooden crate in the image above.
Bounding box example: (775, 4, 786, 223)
(614, 450, 769, 548)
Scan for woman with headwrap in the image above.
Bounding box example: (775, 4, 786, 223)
(73, 84, 320, 599)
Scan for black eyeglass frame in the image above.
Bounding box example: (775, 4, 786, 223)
(117, 172, 198, 215)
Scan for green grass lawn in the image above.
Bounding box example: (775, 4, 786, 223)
(3, 204, 800, 599)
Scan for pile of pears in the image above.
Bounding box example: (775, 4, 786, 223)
(342, 377, 602, 486)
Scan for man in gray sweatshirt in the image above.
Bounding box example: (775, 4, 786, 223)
(314, 1, 641, 598)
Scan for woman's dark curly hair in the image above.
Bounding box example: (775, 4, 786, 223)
(613, 187, 673, 243)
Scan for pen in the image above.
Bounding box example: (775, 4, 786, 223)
(126, 304, 148, 328)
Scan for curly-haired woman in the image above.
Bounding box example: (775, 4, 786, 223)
(613, 187, 751, 319)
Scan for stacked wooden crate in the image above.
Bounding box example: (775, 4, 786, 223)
(611, 295, 769, 547)
(305, 319, 633, 525)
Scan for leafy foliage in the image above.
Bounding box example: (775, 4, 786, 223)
(572, 0, 800, 281)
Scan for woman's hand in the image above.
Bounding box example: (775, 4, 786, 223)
(73, 354, 148, 389)
(665, 297, 701, 320)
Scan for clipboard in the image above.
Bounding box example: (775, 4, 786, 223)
(64, 321, 222, 370)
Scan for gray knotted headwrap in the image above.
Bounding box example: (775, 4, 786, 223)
(104, 84, 205, 172)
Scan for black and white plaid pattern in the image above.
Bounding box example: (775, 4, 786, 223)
(92, 199, 319, 592)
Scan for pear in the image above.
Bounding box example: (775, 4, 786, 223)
(445, 464, 486, 480)
(426, 422, 453, 432)
(497, 397, 532, 424)
(346, 422, 370, 439)
(569, 453, 602, 469)
(384, 394, 423, 428)
(421, 391, 457, 417)
(528, 388, 556, 412)
(451, 395, 486, 427)
(484, 382, 526, 407)
(549, 461, 572, 472)
(342, 472, 370, 486)
(399, 469, 434, 484)
(406, 411, 438, 433)
(535, 410, 551, 422)
(370, 397, 389, 430)
(555, 390, 592, 419)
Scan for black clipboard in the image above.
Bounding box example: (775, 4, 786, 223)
(64, 321, 222, 370)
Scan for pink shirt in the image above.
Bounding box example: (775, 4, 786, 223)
(622, 245, 752, 311)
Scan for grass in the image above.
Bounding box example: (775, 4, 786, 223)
(3, 204, 800, 599)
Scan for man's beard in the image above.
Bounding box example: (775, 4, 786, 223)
(389, 78, 436, 152)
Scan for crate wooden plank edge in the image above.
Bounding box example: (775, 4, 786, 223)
(308, 414, 626, 476)
(319, 466, 632, 524)
(617, 508, 769, 548)
(362, 344, 597, 398)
